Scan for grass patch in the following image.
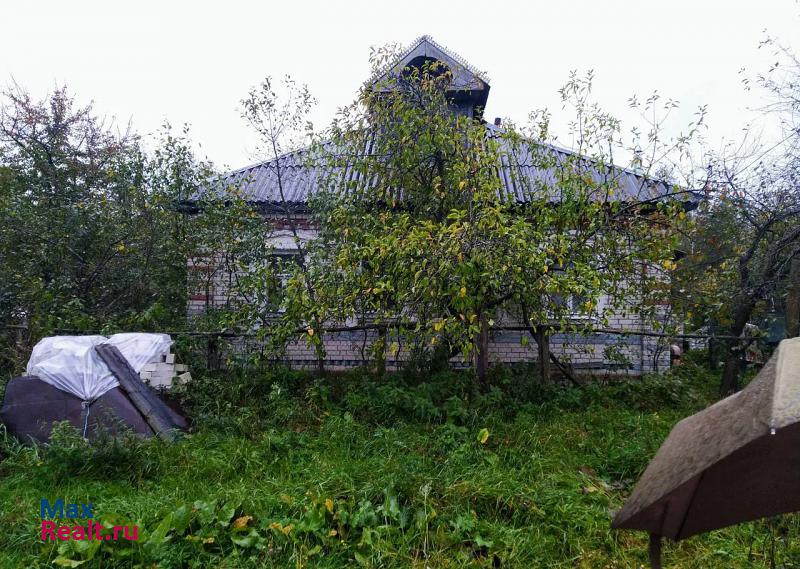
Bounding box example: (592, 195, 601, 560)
(0, 355, 797, 567)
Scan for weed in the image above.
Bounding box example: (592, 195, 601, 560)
(1, 354, 797, 567)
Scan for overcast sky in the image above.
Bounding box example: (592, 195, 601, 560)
(2, 0, 798, 171)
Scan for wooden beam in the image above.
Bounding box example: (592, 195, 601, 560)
(94, 344, 178, 441)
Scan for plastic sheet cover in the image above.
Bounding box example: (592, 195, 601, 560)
(26, 334, 173, 402)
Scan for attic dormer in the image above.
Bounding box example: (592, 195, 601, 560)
(368, 35, 490, 120)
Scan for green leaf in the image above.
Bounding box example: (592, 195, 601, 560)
(217, 502, 237, 527)
(52, 557, 87, 568)
(193, 500, 216, 526)
(146, 512, 174, 547)
(170, 505, 192, 533)
(231, 529, 264, 548)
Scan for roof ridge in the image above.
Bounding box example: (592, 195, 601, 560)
(366, 35, 488, 87)
(226, 147, 309, 175)
(420, 35, 488, 81)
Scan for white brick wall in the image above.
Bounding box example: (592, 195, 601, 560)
(187, 230, 672, 376)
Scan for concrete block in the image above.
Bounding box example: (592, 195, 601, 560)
(150, 376, 171, 388)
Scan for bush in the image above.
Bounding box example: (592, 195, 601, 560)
(175, 359, 714, 438)
(38, 422, 164, 484)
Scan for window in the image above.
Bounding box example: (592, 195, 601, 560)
(252, 251, 301, 318)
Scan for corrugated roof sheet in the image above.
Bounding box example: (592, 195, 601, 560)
(367, 35, 490, 90)
(198, 36, 695, 210)
(204, 126, 690, 210)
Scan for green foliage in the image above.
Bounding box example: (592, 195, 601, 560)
(0, 88, 229, 373)
(288, 50, 690, 376)
(0, 89, 172, 333)
(0, 421, 164, 485)
(0, 86, 285, 374)
(3, 363, 799, 567)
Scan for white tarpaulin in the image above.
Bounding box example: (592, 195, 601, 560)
(26, 333, 173, 402)
(105, 333, 172, 373)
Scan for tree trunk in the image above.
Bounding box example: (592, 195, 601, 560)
(375, 325, 387, 375)
(719, 347, 743, 397)
(719, 301, 756, 397)
(533, 326, 551, 382)
(314, 317, 326, 375)
(315, 341, 325, 375)
(206, 335, 221, 371)
(475, 312, 490, 385)
(708, 337, 717, 370)
(787, 256, 800, 338)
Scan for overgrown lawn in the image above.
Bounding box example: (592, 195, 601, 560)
(0, 358, 796, 567)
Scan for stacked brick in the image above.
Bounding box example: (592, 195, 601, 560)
(139, 350, 191, 388)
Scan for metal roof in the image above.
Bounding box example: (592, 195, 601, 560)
(204, 129, 689, 210)
(199, 36, 695, 210)
(367, 35, 490, 90)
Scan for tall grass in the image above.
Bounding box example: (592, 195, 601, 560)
(0, 356, 796, 567)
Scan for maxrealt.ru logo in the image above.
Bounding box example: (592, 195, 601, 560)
(40, 499, 138, 541)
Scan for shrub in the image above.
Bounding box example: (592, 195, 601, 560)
(39, 422, 164, 484)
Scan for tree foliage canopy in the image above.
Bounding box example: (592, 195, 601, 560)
(272, 50, 693, 378)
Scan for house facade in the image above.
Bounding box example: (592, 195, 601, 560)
(190, 36, 681, 376)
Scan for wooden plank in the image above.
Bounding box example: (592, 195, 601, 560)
(94, 344, 178, 441)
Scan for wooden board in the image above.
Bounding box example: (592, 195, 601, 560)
(94, 344, 180, 441)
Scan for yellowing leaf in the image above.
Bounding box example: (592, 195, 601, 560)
(459, 286, 467, 298)
(328, 529, 338, 537)
(307, 328, 315, 336)
(478, 428, 490, 444)
(232, 516, 252, 529)
(459, 180, 467, 190)
(325, 498, 334, 513)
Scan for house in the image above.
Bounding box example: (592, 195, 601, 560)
(190, 36, 692, 376)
